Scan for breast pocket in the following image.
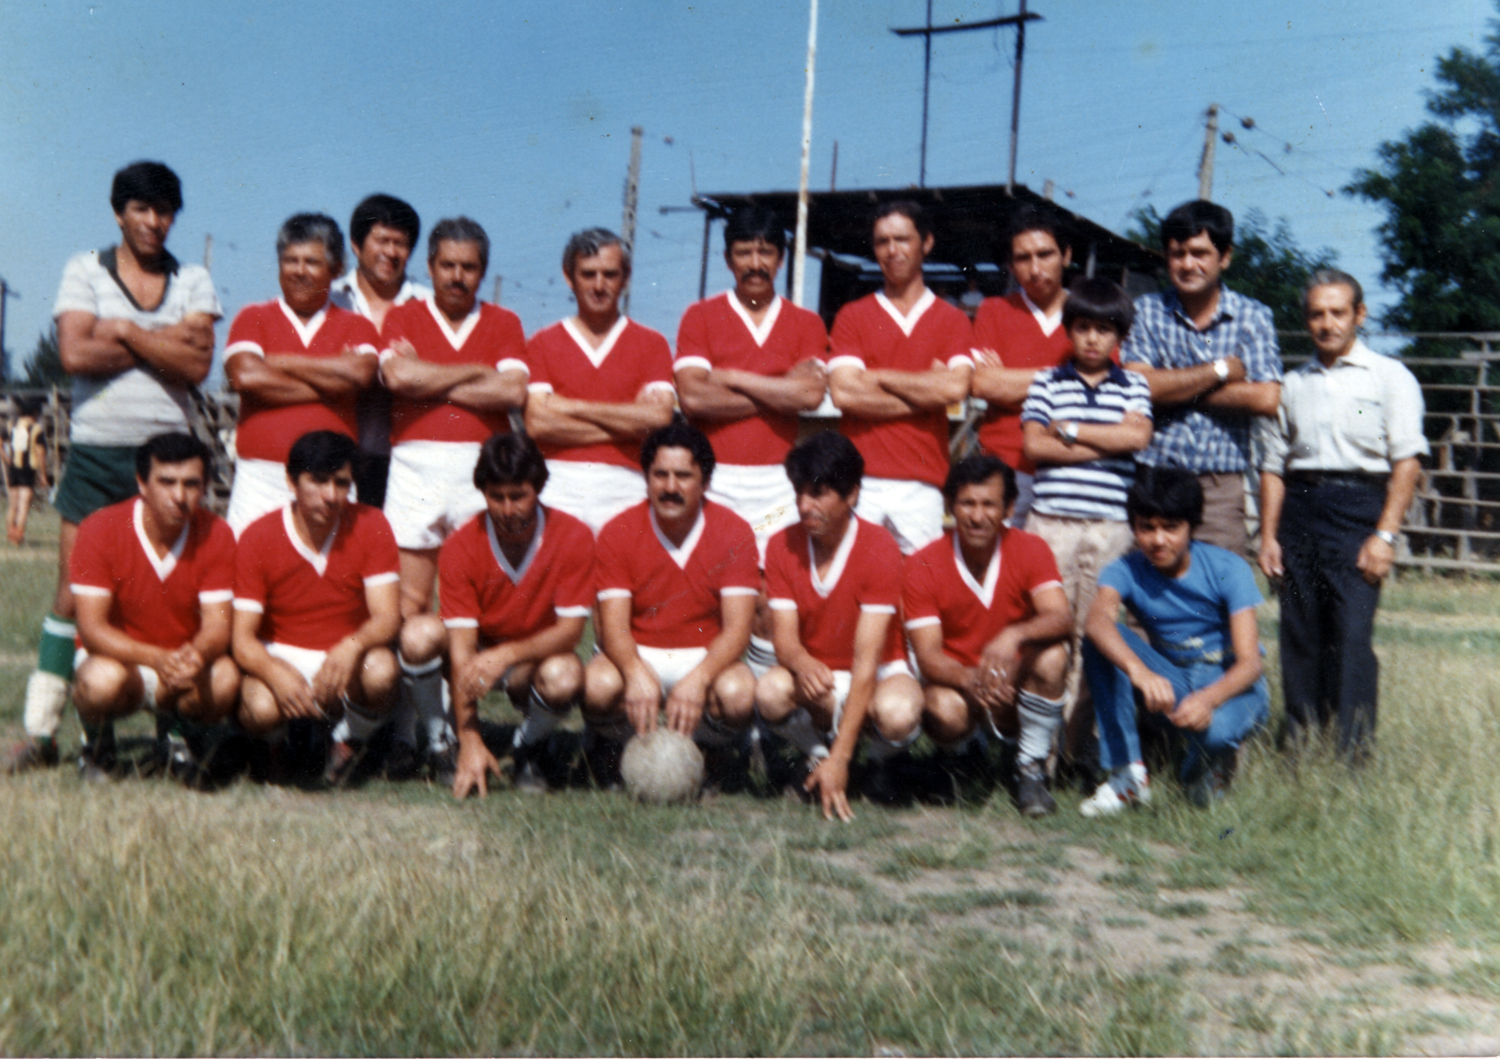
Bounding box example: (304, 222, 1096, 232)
(1340, 397, 1386, 456)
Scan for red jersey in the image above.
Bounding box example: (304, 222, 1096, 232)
(234, 503, 399, 651)
(674, 292, 827, 465)
(70, 498, 236, 651)
(382, 298, 528, 445)
(828, 290, 974, 487)
(438, 505, 596, 644)
(526, 316, 675, 468)
(764, 517, 905, 670)
(225, 300, 380, 463)
(971, 292, 1074, 474)
(903, 528, 1062, 668)
(596, 499, 759, 649)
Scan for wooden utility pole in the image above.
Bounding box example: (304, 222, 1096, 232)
(0, 277, 11, 383)
(622, 125, 643, 315)
(203, 233, 213, 271)
(892, 3, 1043, 192)
(793, 0, 819, 309)
(1199, 104, 1219, 201)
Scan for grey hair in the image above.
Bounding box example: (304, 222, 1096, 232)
(1303, 268, 1364, 311)
(428, 216, 490, 272)
(562, 227, 630, 279)
(276, 212, 345, 275)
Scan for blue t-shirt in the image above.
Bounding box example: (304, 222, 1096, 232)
(1098, 541, 1263, 667)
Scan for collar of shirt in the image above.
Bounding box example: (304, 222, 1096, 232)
(1302, 337, 1377, 375)
(1055, 358, 1131, 388)
(329, 271, 430, 317)
(1162, 283, 1241, 332)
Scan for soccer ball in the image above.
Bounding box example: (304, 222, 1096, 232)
(620, 730, 704, 805)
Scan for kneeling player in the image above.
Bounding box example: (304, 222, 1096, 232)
(755, 431, 923, 821)
(232, 431, 401, 784)
(70, 433, 239, 779)
(904, 453, 1072, 816)
(398, 433, 595, 798)
(584, 423, 759, 780)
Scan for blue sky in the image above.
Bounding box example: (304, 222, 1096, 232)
(0, 0, 1491, 378)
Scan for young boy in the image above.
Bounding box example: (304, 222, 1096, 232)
(1020, 277, 1153, 764)
(1080, 468, 1269, 813)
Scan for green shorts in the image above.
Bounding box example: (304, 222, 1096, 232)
(53, 443, 138, 524)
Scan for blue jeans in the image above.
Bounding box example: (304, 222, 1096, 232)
(1083, 627, 1269, 780)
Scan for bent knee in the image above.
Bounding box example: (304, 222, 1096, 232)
(870, 674, 924, 742)
(398, 615, 448, 665)
(73, 657, 137, 718)
(754, 667, 797, 723)
(534, 652, 584, 704)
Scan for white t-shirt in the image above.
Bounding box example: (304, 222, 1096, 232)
(52, 248, 222, 446)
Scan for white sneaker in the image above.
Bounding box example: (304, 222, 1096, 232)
(1079, 763, 1151, 817)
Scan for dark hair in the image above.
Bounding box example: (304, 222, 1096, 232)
(349, 193, 420, 251)
(640, 420, 715, 482)
(1302, 268, 1365, 313)
(873, 199, 933, 240)
(111, 161, 183, 215)
(1062, 276, 1134, 336)
(723, 206, 787, 255)
(784, 431, 863, 499)
(276, 212, 345, 276)
(1126, 467, 1204, 529)
(1160, 200, 1234, 254)
(943, 452, 1016, 509)
(473, 432, 549, 492)
(135, 432, 211, 481)
(428, 216, 490, 272)
(1007, 204, 1070, 256)
(562, 227, 630, 279)
(286, 430, 358, 481)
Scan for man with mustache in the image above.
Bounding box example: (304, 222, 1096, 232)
(524, 228, 675, 535)
(675, 206, 828, 674)
(379, 217, 529, 783)
(223, 213, 380, 535)
(584, 422, 759, 786)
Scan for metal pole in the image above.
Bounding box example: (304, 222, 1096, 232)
(920, 0, 932, 187)
(1007, 0, 1027, 194)
(794, 0, 819, 309)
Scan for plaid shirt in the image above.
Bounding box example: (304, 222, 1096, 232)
(1121, 285, 1282, 473)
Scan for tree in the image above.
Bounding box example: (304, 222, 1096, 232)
(1347, 9, 1500, 335)
(1127, 206, 1336, 358)
(15, 326, 66, 389)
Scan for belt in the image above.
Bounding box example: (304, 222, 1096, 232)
(1287, 470, 1388, 488)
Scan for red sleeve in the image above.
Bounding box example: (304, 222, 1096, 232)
(902, 547, 941, 624)
(200, 517, 237, 596)
(674, 303, 709, 367)
(345, 312, 381, 352)
(437, 532, 481, 622)
(594, 519, 633, 596)
(69, 512, 114, 592)
(553, 517, 597, 613)
(225, 304, 265, 355)
(857, 527, 904, 610)
(525, 331, 553, 388)
(235, 524, 270, 611)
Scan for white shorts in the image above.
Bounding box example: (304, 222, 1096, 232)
(707, 463, 798, 563)
(827, 661, 914, 736)
(854, 477, 945, 555)
(74, 647, 160, 710)
(637, 644, 711, 697)
(264, 641, 329, 684)
(384, 440, 486, 550)
(539, 461, 645, 536)
(227, 458, 294, 538)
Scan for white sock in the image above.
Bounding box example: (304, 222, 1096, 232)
(330, 718, 351, 743)
(512, 687, 567, 749)
(865, 725, 919, 763)
(768, 707, 829, 760)
(341, 700, 386, 744)
(400, 653, 449, 749)
(745, 635, 778, 678)
(23, 671, 68, 740)
(1016, 689, 1065, 767)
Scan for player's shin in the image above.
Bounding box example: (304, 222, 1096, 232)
(399, 653, 451, 751)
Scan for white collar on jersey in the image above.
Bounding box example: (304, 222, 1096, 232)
(423, 296, 482, 349)
(133, 498, 190, 582)
(562, 314, 630, 369)
(277, 298, 330, 347)
(331, 270, 428, 320)
(726, 290, 783, 347)
(649, 504, 707, 570)
(485, 506, 546, 584)
(807, 516, 858, 599)
(1019, 287, 1064, 337)
(952, 530, 1001, 608)
(282, 503, 339, 577)
(874, 287, 936, 337)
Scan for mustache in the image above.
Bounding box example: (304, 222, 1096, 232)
(741, 269, 772, 283)
(658, 492, 686, 505)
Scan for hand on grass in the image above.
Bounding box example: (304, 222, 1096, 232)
(451, 738, 503, 799)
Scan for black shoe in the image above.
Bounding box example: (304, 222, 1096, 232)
(860, 756, 904, 806)
(383, 740, 421, 781)
(939, 735, 992, 803)
(511, 741, 550, 794)
(426, 745, 457, 788)
(1015, 761, 1057, 817)
(582, 730, 624, 791)
(324, 739, 366, 788)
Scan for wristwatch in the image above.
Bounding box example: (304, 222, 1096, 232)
(1060, 421, 1080, 446)
(1212, 357, 1231, 383)
(1374, 529, 1399, 547)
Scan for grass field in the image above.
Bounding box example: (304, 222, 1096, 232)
(2, 508, 1498, 1055)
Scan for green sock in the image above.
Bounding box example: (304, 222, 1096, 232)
(38, 613, 77, 681)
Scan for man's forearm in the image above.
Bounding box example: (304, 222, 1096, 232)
(875, 367, 969, 410)
(1378, 457, 1422, 535)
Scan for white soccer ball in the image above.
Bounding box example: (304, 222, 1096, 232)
(620, 730, 705, 805)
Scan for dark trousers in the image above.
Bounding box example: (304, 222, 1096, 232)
(1276, 476, 1385, 757)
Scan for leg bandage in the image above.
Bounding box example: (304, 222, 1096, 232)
(23, 671, 69, 741)
(1017, 689, 1066, 767)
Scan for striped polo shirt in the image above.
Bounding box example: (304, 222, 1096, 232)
(1021, 360, 1152, 521)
